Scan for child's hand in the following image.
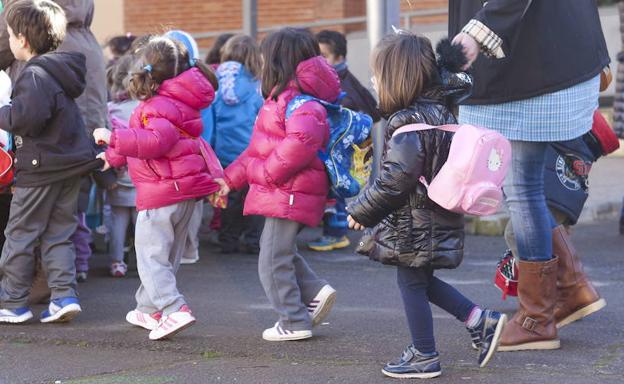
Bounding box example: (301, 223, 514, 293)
(96, 152, 111, 171)
(347, 215, 365, 231)
(214, 178, 230, 197)
(93, 128, 112, 145)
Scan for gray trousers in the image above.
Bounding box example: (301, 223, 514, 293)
(134, 199, 195, 316)
(259, 218, 327, 331)
(183, 201, 203, 260)
(0, 178, 81, 308)
(110, 206, 138, 263)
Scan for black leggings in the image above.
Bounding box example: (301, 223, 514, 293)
(397, 266, 475, 353)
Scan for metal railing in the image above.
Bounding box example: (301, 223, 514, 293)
(191, 7, 447, 40)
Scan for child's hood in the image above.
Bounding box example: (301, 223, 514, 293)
(157, 67, 215, 111)
(292, 56, 341, 103)
(216, 61, 260, 106)
(27, 52, 87, 99)
(54, 0, 94, 28)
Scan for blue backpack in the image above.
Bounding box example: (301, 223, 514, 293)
(286, 94, 373, 198)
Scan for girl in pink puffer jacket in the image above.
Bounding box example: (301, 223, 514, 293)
(218, 28, 340, 341)
(94, 36, 221, 341)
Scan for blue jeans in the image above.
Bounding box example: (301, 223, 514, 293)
(504, 141, 557, 261)
(397, 266, 475, 353)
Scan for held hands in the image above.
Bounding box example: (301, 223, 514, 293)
(347, 215, 365, 231)
(451, 32, 479, 70)
(93, 128, 112, 145)
(214, 178, 230, 197)
(96, 152, 111, 171)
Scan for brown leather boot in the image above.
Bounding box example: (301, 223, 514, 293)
(498, 257, 560, 351)
(552, 225, 606, 328)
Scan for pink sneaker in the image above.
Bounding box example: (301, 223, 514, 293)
(126, 309, 162, 331)
(149, 305, 196, 340)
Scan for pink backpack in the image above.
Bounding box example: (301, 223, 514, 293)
(392, 123, 511, 216)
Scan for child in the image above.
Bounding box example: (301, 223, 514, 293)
(0, 0, 101, 324)
(205, 34, 264, 254)
(218, 28, 337, 341)
(94, 35, 221, 340)
(105, 54, 139, 277)
(347, 33, 506, 378)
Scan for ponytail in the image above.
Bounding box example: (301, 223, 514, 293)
(128, 64, 157, 100)
(194, 60, 219, 91)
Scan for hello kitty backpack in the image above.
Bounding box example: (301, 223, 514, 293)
(392, 123, 511, 216)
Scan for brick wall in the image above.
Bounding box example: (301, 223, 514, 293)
(124, 0, 448, 49)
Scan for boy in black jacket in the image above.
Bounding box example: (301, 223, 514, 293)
(0, 0, 101, 324)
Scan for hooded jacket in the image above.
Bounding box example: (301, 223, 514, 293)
(224, 56, 341, 227)
(0, 52, 101, 187)
(203, 61, 264, 167)
(336, 65, 381, 123)
(349, 74, 472, 270)
(0, 0, 107, 133)
(105, 68, 220, 211)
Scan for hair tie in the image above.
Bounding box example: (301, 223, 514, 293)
(189, 57, 197, 67)
(143, 64, 153, 73)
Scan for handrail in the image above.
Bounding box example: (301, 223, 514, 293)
(191, 7, 447, 40)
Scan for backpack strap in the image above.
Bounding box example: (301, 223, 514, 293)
(285, 94, 341, 120)
(392, 123, 459, 138)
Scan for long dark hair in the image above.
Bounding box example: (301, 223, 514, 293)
(128, 36, 218, 100)
(260, 28, 320, 100)
(205, 33, 234, 65)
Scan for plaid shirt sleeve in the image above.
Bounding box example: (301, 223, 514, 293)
(461, 19, 506, 59)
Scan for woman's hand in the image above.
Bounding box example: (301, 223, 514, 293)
(347, 215, 365, 231)
(452, 32, 480, 70)
(214, 178, 231, 197)
(93, 128, 112, 145)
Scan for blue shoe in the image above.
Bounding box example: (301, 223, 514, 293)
(0, 307, 33, 324)
(307, 236, 350, 252)
(40, 297, 82, 323)
(382, 345, 442, 379)
(467, 309, 507, 367)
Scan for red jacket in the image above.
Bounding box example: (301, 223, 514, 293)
(106, 68, 221, 211)
(224, 56, 341, 227)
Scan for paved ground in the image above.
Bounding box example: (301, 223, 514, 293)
(0, 220, 622, 384)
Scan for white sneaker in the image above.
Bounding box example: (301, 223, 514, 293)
(307, 285, 336, 327)
(126, 309, 162, 331)
(110, 261, 128, 277)
(180, 256, 199, 265)
(262, 322, 312, 341)
(0, 307, 33, 323)
(149, 305, 196, 340)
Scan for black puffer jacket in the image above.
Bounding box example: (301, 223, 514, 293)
(349, 82, 468, 269)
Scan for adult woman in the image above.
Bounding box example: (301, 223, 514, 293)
(448, 0, 610, 351)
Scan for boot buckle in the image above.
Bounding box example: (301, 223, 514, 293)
(522, 317, 538, 331)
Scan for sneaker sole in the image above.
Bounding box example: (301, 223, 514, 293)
(311, 289, 337, 327)
(262, 332, 313, 342)
(308, 240, 350, 252)
(479, 314, 507, 368)
(556, 298, 606, 329)
(41, 304, 82, 323)
(381, 368, 442, 379)
(0, 312, 34, 324)
(497, 339, 561, 352)
(149, 318, 196, 341)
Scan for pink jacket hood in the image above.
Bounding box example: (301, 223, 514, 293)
(292, 56, 341, 103)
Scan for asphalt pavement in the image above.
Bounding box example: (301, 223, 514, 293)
(0, 219, 622, 384)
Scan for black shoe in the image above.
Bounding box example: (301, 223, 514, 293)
(467, 309, 507, 368)
(382, 345, 441, 379)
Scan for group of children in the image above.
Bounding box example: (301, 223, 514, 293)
(0, 0, 510, 379)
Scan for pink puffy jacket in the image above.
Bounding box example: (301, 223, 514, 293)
(224, 56, 341, 227)
(106, 68, 221, 211)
